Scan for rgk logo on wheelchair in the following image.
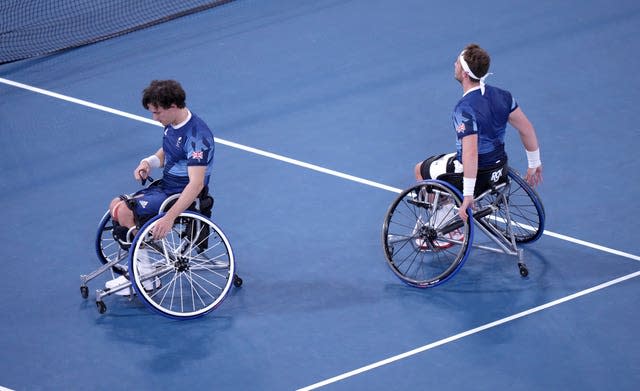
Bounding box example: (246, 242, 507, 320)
(490, 168, 503, 183)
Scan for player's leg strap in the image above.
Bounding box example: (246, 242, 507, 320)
(117, 194, 152, 229)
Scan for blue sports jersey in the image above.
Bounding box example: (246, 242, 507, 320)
(452, 85, 518, 168)
(161, 111, 215, 192)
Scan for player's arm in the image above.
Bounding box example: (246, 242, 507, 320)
(508, 107, 543, 186)
(135, 147, 164, 180)
(459, 134, 478, 220)
(165, 166, 205, 220)
(151, 166, 205, 239)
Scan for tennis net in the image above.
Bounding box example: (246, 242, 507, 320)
(0, 0, 234, 64)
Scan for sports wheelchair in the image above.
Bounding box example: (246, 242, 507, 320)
(382, 167, 545, 288)
(80, 179, 242, 319)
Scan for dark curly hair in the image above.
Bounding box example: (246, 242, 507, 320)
(142, 80, 186, 109)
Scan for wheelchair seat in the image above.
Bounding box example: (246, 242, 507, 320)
(158, 184, 214, 218)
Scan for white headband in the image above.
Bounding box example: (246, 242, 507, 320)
(459, 50, 492, 94)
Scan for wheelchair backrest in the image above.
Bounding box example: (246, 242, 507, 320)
(158, 186, 214, 217)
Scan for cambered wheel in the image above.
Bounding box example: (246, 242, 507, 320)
(476, 168, 545, 244)
(95, 211, 129, 275)
(130, 212, 236, 319)
(382, 180, 473, 287)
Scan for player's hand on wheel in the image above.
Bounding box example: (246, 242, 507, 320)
(525, 166, 543, 187)
(152, 214, 173, 239)
(458, 196, 474, 221)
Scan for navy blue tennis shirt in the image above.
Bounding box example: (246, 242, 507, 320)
(452, 85, 518, 168)
(161, 111, 215, 192)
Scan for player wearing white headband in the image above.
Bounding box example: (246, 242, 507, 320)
(414, 43, 543, 226)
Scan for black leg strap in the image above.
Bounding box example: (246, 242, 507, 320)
(117, 194, 146, 228)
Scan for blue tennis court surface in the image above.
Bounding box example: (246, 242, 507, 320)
(1, 0, 639, 389)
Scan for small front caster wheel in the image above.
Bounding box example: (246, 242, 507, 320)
(233, 275, 243, 287)
(80, 286, 89, 299)
(96, 301, 107, 314)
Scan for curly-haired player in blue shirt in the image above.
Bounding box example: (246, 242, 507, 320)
(106, 80, 215, 293)
(109, 80, 215, 240)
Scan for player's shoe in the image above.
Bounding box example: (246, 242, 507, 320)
(105, 249, 160, 295)
(105, 275, 133, 296)
(430, 203, 464, 249)
(431, 203, 455, 227)
(104, 275, 161, 296)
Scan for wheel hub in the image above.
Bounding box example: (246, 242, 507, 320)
(175, 257, 190, 272)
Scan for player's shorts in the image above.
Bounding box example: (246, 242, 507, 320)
(129, 186, 181, 224)
(419, 152, 508, 197)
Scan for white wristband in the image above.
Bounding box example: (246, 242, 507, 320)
(463, 177, 476, 197)
(526, 149, 541, 168)
(141, 154, 161, 168)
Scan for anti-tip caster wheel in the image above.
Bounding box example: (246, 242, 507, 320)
(233, 275, 243, 287)
(80, 286, 89, 299)
(518, 263, 529, 277)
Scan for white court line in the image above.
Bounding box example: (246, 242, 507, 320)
(297, 270, 640, 390)
(1, 77, 637, 261)
(2, 77, 637, 262)
(3, 76, 639, 389)
(0, 77, 402, 194)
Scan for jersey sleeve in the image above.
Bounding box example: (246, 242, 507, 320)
(509, 93, 519, 112)
(185, 129, 214, 167)
(453, 104, 478, 139)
